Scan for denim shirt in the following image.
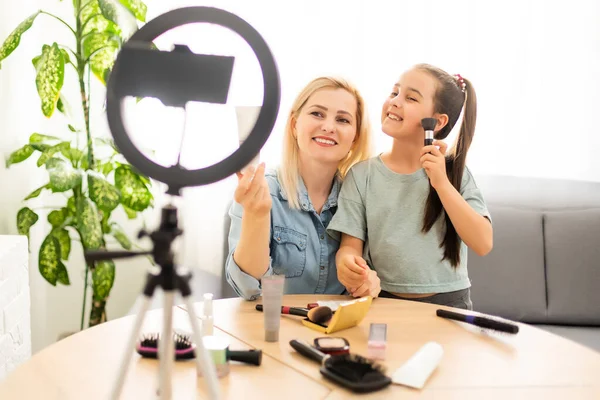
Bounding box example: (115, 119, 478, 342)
(225, 169, 344, 300)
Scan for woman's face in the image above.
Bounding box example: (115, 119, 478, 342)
(293, 88, 358, 167)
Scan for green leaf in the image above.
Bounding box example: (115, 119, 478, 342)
(39, 234, 62, 285)
(24, 184, 49, 200)
(17, 207, 38, 236)
(60, 49, 70, 65)
(92, 260, 115, 300)
(82, 32, 120, 85)
(0, 11, 41, 68)
(37, 141, 70, 166)
(48, 208, 67, 227)
(46, 158, 82, 192)
(111, 223, 131, 249)
(62, 147, 83, 164)
(100, 161, 115, 176)
(98, 0, 119, 24)
(77, 197, 103, 249)
(88, 171, 120, 211)
(66, 196, 77, 223)
(122, 204, 136, 219)
(117, 0, 147, 22)
(34, 43, 65, 117)
(51, 228, 71, 260)
(101, 210, 111, 234)
(57, 97, 65, 113)
(30, 143, 50, 152)
(115, 165, 152, 211)
(29, 133, 61, 143)
(56, 262, 70, 285)
(5, 144, 34, 167)
(68, 124, 77, 132)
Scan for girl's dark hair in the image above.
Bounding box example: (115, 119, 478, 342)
(415, 64, 477, 267)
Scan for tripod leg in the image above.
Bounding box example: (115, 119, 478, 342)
(158, 291, 176, 400)
(110, 295, 153, 400)
(182, 296, 221, 400)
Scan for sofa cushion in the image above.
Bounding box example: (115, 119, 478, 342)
(469, 205, 547, 323)
(544, 209, 600, 325)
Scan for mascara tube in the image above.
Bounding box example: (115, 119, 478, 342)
(436, 309, 519, 334)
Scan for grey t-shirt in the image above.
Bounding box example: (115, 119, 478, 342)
(327, 156, 491, 294)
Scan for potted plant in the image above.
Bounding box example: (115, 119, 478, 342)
(1, 0, 153, 329)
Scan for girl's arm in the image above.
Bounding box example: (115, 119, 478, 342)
(436, 182, 493, 256)
(336, 234, 369, 290)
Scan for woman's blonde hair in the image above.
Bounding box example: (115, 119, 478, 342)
(278, 76, 373, 209)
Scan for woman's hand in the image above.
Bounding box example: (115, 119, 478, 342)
(349, 269, 381, 298)
(420, 140, 450, 190)
(234, 163, 271, 219)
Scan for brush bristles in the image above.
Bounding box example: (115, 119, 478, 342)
(307, 306, 333, 324)
(326, 354, 387, 382)
(138, 332, 194, 350)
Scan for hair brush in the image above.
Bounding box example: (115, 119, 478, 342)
(136, 332, 262, 365)
(289, 339, 391, 393)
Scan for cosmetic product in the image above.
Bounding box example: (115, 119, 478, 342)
(255, 304, 333, 325)
(201, 293, 214, 337)
(421, 118, 436, 146)
(436, 309, 519, 334)
(261, 274, 285, 342)
(391, 342, 443, 389)
(368, 323, 387, 360)
(313, 337, 350, 356)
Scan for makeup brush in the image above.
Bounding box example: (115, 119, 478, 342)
(421, 118, 437, 146)
(255, 304, 333, 325)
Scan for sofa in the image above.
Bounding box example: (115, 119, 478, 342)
(209, 174, 600, 353)
(468, 174, 600, 353)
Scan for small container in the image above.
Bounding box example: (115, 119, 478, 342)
(313, 337, 350, 356)
(261, 275, 285, 342)
(201, 293, 214, 337)
(368, 323, 387, 360)
(200, 336, 230, 378)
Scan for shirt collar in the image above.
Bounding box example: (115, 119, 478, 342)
(281, 174, 341, 212)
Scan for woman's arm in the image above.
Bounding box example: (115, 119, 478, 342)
(231, 163, 272, 279)
(233, 213, 271, 279)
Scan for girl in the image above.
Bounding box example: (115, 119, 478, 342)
(226, 77, 373, 301)
(327, 64, 492, 309)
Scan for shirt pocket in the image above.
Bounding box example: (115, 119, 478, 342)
(271, 226, 307, 278)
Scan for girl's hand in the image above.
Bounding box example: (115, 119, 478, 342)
(234, 163, 271, 219)
(420, 140, 450, 190)
(337, 254, 368, 289)
(349, 269, 381, 298)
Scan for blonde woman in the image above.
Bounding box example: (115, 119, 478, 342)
(225, 77, 375, 300)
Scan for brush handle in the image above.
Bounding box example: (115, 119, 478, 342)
(289, 339, 328, 364)
(227, 349, 262, 366)
(255, 304, 308, 317)
(436, 309, 519, 334)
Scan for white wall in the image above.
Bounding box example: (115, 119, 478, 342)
(0, 236, 31, 379)
(1, 0, 599, 353)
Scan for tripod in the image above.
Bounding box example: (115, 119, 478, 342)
(87, 204, 220, 400)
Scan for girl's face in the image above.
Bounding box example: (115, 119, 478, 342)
(381, 69, 438, 140)
(293, 88, 358, 166)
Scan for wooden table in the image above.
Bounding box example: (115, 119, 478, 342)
(1, 295, 599, 399)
